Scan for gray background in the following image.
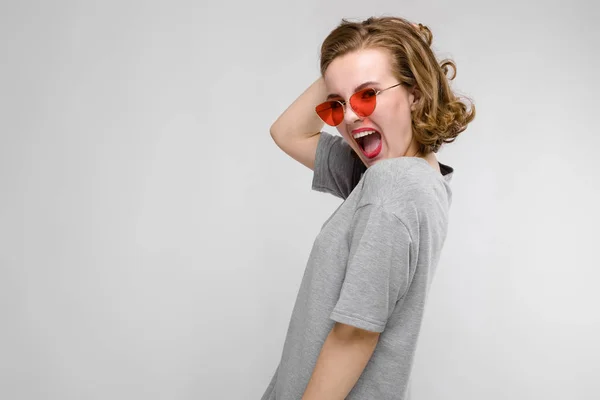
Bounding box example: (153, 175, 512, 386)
(1, 0, 599, 399)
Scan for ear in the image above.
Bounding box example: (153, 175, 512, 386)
(409, 86, 422, 111)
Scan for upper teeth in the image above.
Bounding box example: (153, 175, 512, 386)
(353, 130, 377, 139)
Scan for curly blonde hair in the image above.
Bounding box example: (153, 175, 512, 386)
(320, 16, 476, 154)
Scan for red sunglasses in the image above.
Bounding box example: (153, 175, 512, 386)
(315, 82, 403, 126)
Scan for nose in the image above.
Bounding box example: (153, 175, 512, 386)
(343, 102, 362, 125)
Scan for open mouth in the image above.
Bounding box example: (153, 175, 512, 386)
(354, 130, 383, 159)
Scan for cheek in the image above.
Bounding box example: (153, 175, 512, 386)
(377, 99, 411, 126)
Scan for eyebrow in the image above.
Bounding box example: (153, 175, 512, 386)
(326, 81, 380, 100)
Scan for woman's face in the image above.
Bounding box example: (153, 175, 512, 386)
(323, 47, 420, 167)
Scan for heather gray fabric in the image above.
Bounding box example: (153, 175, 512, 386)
(261, 131, 454, 400)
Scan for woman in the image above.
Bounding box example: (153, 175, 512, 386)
(262, 16, 475, 400)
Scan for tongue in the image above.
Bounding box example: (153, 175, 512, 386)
(363, 132, 381, 153)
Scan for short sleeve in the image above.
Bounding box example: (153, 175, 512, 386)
(311, 131, 366, 200)
(330, 204, 412, 333)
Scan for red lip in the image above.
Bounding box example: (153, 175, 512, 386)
(351, 127, 383, 160)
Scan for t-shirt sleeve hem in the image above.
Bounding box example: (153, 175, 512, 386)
(311, 132, 343, 198)
(330, 310, 385, 333)
(311, 183, 342, 197)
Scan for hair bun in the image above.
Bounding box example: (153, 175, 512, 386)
(414, 23, 433, 46)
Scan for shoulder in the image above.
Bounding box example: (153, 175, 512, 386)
(358, 157, 451, 218)
(362, 157, 418, 180)
(360, 157, 429, 199)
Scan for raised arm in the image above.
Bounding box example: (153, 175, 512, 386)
(269, 77, 328, 171)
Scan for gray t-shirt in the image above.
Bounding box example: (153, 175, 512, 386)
(261, 131, 454, 400)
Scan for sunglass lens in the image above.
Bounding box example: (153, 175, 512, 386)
(350, 88, 377, 117)
(316, 101, 344, 126)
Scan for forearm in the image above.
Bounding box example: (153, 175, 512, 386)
(302, 322, 380, 400)
(270, 77, 327, 142)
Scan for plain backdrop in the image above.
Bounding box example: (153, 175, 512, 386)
(1, 0, 599, 399)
